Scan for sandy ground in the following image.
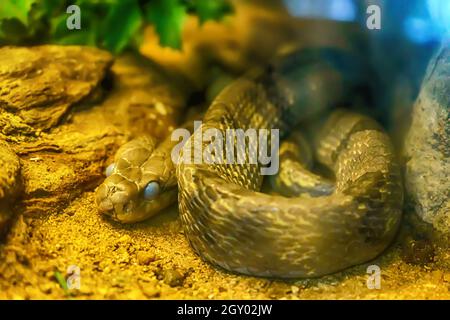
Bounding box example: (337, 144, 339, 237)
(0, 1, 449, 301)
(1, 190, 449, 300)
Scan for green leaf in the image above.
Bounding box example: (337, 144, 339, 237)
(0, 0, 36, 25)
(55, 29, 97, 46)
(192, 0, 232, 24)
(0, 18, 27, 43)
(0, 0, 234, 52)
(48, 3, 95, 46)
(49, 14, 69, 38)
(145, 0, 186, 49)
(37, 0, 66, 16)
(54, 271, 69, 294)
(101, 0, 142, 53)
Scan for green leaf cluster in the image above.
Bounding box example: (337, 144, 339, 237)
(0, 0, 233, 53)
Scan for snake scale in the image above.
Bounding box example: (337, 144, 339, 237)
(96, 48, 404, 278)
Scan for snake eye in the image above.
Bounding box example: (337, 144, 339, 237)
(144, 181, 160, 200)
(105, 163, 116, 177)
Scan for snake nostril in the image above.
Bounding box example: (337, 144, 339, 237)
(96, 189, 114, 213)
(100, 178, 139, 212)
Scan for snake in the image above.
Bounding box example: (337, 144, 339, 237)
(96, 47, 404, 278)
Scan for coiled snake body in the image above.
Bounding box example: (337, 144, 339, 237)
(96, 48, 403, 278)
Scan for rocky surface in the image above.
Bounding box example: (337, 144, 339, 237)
(404, 42, 450, 233)
(0, 140, 22, 236)
(0, 46, 112, 132)
(0, 46, 186, 236)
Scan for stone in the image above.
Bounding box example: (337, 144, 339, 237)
(0, 45, 113, 132)
(404, 41, 450, 233)
(0, 45, 187, 237)
(136, 251, 156, 265)
(0, 140, 21, 236)
(163, 269, 185, 287)
(140, 286, 161, 298)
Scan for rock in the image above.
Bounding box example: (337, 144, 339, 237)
(430, 270, 444, 283)
(127, 289, 144, 300)
(40, 283, 54, 294)
(404, 41, 450, 233)
(0, 140, 22, 236)
(111, 277, 126, 288)
(0, 45, 187, 235)
(163, 269, 185, 287)
(267, 284, 288, 299)
(218, 286, 226, 293)
(290, 285, 300, 294)
(0, 46, 112, 132)
(443, 273, 450, 283)
(117, 235, 132, 248)
(136, 251, 156, 265)
(0, 141, 21, 200)
(139, 283, 161, 298)
(117, 253, 130, 265)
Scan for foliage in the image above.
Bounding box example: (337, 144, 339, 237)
(0, 0, 233, 53)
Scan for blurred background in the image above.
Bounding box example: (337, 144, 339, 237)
(0, 0, 448, 127)
(256, 0, 448, 128)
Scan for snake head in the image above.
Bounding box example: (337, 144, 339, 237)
(95, 173, 138, 222)
(96, 170, 177, 223)
(95, 142, 178, 225)
(95, 136, 178, 223)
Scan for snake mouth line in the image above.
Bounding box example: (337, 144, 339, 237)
(98, 185, 178, 224)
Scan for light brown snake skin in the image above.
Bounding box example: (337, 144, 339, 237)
(96, 48, 404, 278)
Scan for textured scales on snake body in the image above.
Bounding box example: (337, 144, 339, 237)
(96, 48, 404, 278)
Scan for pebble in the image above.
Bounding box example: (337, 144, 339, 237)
(141, 286, 161, 298)
(268, 285, 287, 299)
(290, 286, 299, 294)
(65, 209, 75, 216)
(78, 286, 94, 296)
(118, 253, 130, 264)
(40, 283, 54, 294)
(431, 270, 444, 283)
(136, 251, 156, 265)
(163, 269, 185, 287)
(444, 273, 450, 283)
(112, 278, 125, 288)
(24, 286, 41, 298)
(127, 289, 143, 300)
(119, 235, 132, 243)
(117, 235, 132, 249)
(5, 251, 16, 264)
